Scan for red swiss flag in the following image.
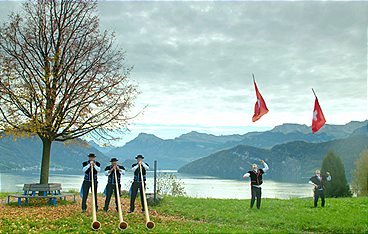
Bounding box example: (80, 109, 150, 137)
(252, 77, 269, 122)
(312, 97, 326, 133)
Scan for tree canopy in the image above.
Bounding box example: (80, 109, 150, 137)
(0, 0, 138, 183)
(321, 151, 352, 197)
(352, 150, 368, 196)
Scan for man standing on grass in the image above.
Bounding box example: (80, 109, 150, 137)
(103, 158, 126, 212)
(243, 159, 269, 209)
(81, 153, 101, 213)
(309, 170, 331, 207)
(128, 154, 149, 213)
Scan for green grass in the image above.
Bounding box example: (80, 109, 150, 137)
(155, 196, 368, 233)
(0, 192, 13, 199)
(0, 193, 367, 233)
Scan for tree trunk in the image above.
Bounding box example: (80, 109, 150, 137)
(39, 137, 52, 184)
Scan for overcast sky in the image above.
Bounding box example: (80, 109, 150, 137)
(1, 1, 367, 145)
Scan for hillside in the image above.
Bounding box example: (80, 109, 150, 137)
(178, 135, 368, 182)
(107, 132, 240, 169)
(0, 136, 110, 172)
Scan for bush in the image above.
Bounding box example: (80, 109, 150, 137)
(157, 173, 186, 197)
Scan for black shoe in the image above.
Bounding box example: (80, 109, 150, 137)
(127, 210, 133, 213)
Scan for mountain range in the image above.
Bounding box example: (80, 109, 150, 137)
(0, 121, 366, 179)
(178, 133, 368, 182)
(106, 120, 367, 169)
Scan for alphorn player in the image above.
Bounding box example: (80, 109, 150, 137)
(103, 158, 126, 212)
(243, 159, 269, 209)
(128, 154, 149, 213)
(81, 153, 101, 213)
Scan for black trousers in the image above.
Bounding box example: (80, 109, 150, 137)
(250, 186, 262, 209)
(314, 189, 325, 207)
(81, 180, 98, 211)
(104, 183, 121, 211)
(130, 181, 145, 212)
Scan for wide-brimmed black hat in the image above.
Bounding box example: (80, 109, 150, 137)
(135, 154, 144, 159)
(110, 158, 118, 162)
(88, 153, 96, 158)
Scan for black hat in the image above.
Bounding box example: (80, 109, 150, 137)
(88, 153, 96, 158)
(135, 154, 144, 159)
(110, 158, 118, 162)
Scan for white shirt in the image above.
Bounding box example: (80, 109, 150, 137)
(243, 162, 269, 188)
(82, 162, 101, 173)
(105, 167, 125, 176)
(132, 162, 149, 171)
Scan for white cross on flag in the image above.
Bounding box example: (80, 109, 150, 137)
(252, 75, 269, 122)
(312, 96, 326, 133)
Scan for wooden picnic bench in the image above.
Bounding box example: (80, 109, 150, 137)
(7, 183, 76, 206)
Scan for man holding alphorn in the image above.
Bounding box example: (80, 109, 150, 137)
(103, 158, 126, 212)
(128, 154, 149, 213)
(81, 153, 101, 212)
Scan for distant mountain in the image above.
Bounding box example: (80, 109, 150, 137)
(175, 131, 244, 144)
(107, 133, 239, 169)
(107, 121, 367, 169)
(270, 123, 310, 134)
(242, 120, 368, 148)
(88, 140, 117, 154)
(238, 130, 334, 149)
(351, 124, 368, 136)
(316, 121, 368, 138)
(270, 121, 367, 137)
(178, 135, 368, 182)
(0, 136, 110, 172)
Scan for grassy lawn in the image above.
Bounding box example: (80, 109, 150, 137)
(0, 193, 367, 233)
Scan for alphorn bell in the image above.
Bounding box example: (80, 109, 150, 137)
(139, 163, 155, 229)
(90, 162, 101, 231)
(113, 168, 128, 230)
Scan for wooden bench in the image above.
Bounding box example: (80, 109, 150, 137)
(7, 183, 76, 206)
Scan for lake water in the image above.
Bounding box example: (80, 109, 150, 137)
(0, 171, 313, 199)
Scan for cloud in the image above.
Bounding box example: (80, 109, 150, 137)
(1, 1, 367, 144)
(96, 2, 367, 127)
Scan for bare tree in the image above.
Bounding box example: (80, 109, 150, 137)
(0, 0, 138, 184)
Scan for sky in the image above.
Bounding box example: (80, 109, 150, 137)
(0, 1, 367, 146)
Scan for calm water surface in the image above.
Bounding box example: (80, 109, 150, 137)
(0, 171, 313, 199)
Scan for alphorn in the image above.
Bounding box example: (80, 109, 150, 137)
(113, 168, 128, 230)
(90, 162, 101, 231)
(139, 163, 155, 229)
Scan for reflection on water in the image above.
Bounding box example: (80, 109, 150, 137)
(0, 171, 313, 199)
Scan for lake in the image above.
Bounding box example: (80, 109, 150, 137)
(0, 171, 313, 199)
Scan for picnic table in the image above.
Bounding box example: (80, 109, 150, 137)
(7, 183, 76, 206)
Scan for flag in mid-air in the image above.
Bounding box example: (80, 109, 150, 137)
(312, 90, 326, 133)
(252, 75, 269, 122)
